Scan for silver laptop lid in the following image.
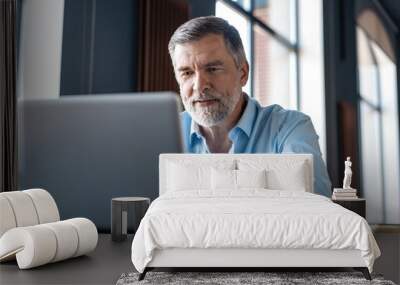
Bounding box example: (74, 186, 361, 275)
(19, 92, 183, 231)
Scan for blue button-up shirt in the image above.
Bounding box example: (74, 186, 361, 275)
(180, 95, 332, 197)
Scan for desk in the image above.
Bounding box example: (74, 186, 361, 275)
(0, 234, 134, 285)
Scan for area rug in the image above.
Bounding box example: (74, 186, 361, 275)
(116, 271, 396, 285)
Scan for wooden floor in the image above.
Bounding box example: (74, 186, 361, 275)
(373, 230, 400, 284)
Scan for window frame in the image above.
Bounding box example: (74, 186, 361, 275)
(216, 0, 300, 109)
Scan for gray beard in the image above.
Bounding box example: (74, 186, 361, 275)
(183, 92, 241, 127)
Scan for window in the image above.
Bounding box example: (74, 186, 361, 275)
(216, 0, 327, 160)
(216, 0, 297, 108)
(356, 21, 400, 224)
(215, 1, 252, 95)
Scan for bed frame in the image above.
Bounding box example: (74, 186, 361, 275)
(138, 154, 372, 281)
(140, 248, 371, 280)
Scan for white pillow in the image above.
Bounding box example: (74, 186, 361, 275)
(211, 168, 267, 190)
(211, 168, 236, 190)
(238, 159, 309, 191)
(167, 160, 235, 191)
(167, 162, 209, 191)
(237, 169, 267, 188)
(266, 163, 307, 191)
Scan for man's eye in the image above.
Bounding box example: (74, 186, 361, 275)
(207, 67, 220, 73)
(181, 71, 193, 77)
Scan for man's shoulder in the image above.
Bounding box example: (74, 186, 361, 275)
(257, 103, 310, 123)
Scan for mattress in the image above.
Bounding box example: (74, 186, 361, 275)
(131, 190, 380, 273)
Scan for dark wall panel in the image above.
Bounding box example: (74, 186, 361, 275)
(323, 0, 359, 189)
(60, 0, 90, 95)
(188, 0, 215, 18)
(92, 0, 137, 94)
(60, 0, 138, 95)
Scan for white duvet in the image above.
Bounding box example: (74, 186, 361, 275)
(131, 190, 380, 273)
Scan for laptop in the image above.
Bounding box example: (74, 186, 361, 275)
(18, 92, 183, 232)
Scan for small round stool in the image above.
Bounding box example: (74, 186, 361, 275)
(111, 197, 150, 242)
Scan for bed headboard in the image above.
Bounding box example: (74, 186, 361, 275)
(159, 154, 314, 195)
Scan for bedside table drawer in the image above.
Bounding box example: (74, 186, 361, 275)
(332, 199, 366, 218)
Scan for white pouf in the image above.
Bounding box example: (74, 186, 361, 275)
(0, 189, 98, 269)
(0, 188, 60, 236)
(0, 218, 98, 269)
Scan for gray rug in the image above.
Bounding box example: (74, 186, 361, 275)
(116, 271, 396, 285)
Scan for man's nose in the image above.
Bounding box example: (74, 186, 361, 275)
(193, 72, 210, 93)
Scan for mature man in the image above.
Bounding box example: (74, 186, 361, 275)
(168, 16, 331, 197)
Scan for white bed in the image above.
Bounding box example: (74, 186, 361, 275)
(131, 154, 380, 280)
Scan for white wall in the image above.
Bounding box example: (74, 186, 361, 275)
(17, 0, 65, 99)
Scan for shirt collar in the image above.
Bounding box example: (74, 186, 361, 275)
(230, 94, 256, 138)
(190, 119, 202, 139)
(189, 94, 257, 145)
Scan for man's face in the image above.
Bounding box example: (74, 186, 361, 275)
(173, 34, 248, 127)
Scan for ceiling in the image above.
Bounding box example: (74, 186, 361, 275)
(377, 0, 400, 31)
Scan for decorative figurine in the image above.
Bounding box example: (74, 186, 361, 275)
(332, 157, 357, 199)
(343, 157, 353, 189)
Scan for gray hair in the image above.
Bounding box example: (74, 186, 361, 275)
(168, 16, 247, 68)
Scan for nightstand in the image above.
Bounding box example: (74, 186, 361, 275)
(332, 198, 366, 218)
(111, 197, 150, 241)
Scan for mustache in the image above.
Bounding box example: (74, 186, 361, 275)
(189, 91, 221, 103)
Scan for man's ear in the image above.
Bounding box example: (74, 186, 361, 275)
(239, 61, 249, 87)
(173, 66, 181, 85)
(170, 56, 180, 83)
(174, 69, 179, 83)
